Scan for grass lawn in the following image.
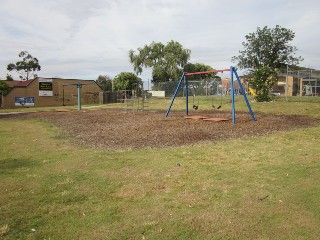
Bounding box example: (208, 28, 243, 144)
(1, 97, 320, 239)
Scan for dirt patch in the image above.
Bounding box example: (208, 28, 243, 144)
(10, 108, 320, 149)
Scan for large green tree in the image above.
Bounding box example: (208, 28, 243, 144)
(113, 72, 143, 95)
(96, 75, 113, 91)
(129, 40, 191, 82)
(7, 51, 41, 81)
(183, 62, 216, 79)
(232, 25, 303, 101)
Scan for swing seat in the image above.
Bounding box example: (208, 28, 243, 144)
(184, 115, 208, 120)
(212, 105, 221, 109)
(202, 117, 228, 122)
(184, 116, 229, 122)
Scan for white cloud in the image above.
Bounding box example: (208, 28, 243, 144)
(0, 0, 320, 81)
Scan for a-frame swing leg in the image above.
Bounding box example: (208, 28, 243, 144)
(232, 67, 256, 122)
(165, 72, 186, 118)
(230, 66, 236, 124)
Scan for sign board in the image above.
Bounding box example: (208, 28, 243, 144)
(39, 78, 53, 96)
(147, 91, 165, 97)
(15, 97, 35, 106)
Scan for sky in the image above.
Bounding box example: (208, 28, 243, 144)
(0, 0, 320, 85)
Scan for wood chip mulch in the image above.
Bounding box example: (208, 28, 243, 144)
(9, 108, 320, 149)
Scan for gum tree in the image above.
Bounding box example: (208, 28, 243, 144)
(7, 51, 41, 81)
(232, 25, 303, 101)
(129, 40, 191, 82)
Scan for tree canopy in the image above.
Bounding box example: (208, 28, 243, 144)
(96, 75, 113, 91)
(129, 40, 191, 82)
(232, 25, 303, 71)
(113, 72, 143, 93)
(7, 51, 41, 81)
(183, 63, 216, 80)
(232, 25, 303, 101)
(0, 81, 11, 96)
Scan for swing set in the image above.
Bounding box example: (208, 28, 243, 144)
(188, 76, 223, 110)
(165, 66, 256, 124)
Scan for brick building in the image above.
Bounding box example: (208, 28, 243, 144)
(0, 78, 102, 108)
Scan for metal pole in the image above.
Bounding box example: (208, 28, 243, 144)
(230, 66, 236, 124)
(206, 80, 208, 98)
(165, 72, 186, 118)
(233, 67, 256, 122)
(77, 83, 82, 111)
(185, 76, 189, 116)
(297, 70, 299, 96)
(63, 85, 65, 106)
(285, 64, 288, 101)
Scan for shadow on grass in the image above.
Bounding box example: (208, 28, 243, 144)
(0, 158, 38, 174)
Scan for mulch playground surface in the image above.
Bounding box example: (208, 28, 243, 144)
(7, 108, 320, 149)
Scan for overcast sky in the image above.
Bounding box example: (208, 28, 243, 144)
(1, 0, 320, 83)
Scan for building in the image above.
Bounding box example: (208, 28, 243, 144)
(239, 68, 320, 97)
(276, 69, 320, 96)
(0, 77, 102, 108)
(272, 75, 296, 96)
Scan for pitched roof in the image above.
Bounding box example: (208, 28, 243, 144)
(14, 79, 35, 87)
(0, 80, 21, 87)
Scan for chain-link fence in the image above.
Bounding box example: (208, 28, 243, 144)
(151, 78, 246, 98)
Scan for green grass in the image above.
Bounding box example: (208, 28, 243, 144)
(143, 95, 320, 117)
(115, 95, 320, 117)
(1, 98, 320, 239)
(0, 103, 111, 113)
(2, 95, 320, 117)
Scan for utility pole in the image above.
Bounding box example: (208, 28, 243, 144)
(285, 64, 289, 101)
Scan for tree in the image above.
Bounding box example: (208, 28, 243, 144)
(250, 66, 277, 102)
(7, 51, 41, 81)
(6, 74, 13, 81)
(0, 81, 11, 96)
(113, 72, 143, 96)
(129, 40, 191, 82)
(96, 75, 113, 91)
(232, 25, 303, 101)
(183, 63, 216, 79)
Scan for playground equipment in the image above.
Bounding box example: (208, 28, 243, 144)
(249, 87, 256, 96)
(212, 79, 224, 109)
(117, 89, 151, 112)
(63, 82, 97, 110)
(187, 76, 222, 110)
(124, 96, 148, 111)
(212, 94, 222, 109)
(165, 66, 256, 124)
(190, 83, 199, 110)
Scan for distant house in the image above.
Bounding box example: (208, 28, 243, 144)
(0, 77, 102, 108)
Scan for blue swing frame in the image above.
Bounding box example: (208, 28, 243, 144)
(165, 66, 256, 124)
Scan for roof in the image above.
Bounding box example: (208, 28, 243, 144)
(2, 77, 101, 90)
(0, 80, 22, 87)
(14, 79, 35, 87)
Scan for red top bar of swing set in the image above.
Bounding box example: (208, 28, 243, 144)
(184, 68, 230, 76)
